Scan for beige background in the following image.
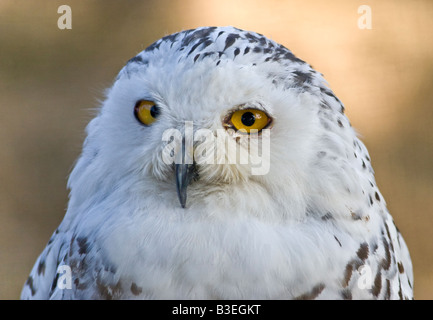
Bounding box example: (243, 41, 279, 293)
(0, 0, 432, 299)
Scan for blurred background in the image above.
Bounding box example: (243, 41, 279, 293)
(0, 0, 432, 299)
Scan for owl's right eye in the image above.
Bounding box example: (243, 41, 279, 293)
(134, 100, 160, 126)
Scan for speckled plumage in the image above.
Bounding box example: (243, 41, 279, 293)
(21, 26, 413, 300)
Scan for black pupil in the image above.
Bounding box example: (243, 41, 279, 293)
(150, 105, 160, 118)
(241, 111, 256, 126)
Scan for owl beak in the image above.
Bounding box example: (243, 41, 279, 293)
(175, 136, 196, 208)
(175, 163, 196, 208)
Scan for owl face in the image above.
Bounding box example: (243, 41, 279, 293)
(86, 27, 346, 209)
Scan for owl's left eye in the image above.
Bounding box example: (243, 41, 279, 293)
(134, 100, 160, 126)
(225, 108, 272, 133)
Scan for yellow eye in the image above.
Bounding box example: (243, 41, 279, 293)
(228, 108, 271, 133)
(134, 100, 160, 126)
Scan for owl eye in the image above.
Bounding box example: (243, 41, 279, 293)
(134, 100, 160, 126)
(227, 108, 272, 133)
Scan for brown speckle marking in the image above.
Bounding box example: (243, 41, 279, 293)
(341, 289, 352, 300)
(375, 192, 381, 202)
(74, 278, 89, 290)
(342, 263, 354, 288)
(350, 210, 362, 221)
(25, 276, 36, 296)
(371, 271, 382, 298)
(398, 278, 403, 300)
(342, 242, 369, 288)
(384, 223, 395, 252)
(131, 282, 143, 296)
(397, 262, 405, 274)
(384, 279, 391, 300)
(77, 236, 89, 255)
(295, 283, 325, 300)
(37, 260, 46, 276)
(96, 279, 123, 300)
(407, 278, 413, 289)
(381, 237, 392, 270)
(356, 243, 369, 262)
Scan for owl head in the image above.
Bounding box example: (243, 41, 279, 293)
(68, 26, 372, 220)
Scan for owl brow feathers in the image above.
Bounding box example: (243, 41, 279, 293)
(160, 121, 271, 176)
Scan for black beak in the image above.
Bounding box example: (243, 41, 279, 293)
(175, 163, 196, 208)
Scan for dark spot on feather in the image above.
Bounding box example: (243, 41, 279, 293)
(26, 276, 36, 296)
(350, 210, 362, 220)
(356, 243, 369, 262)
(97, 278, 123, 300)
(334, 235, 342, 247)
(37, 260, 46, 276)
(234, 48, 240, 57)
(77, 237, 89, 255)
(127, 55, 144, 64)
(384, 279, 391, 299)
(371, 271, 382, 298)
(181, 27, 218, 47)
(50, 272, 60, 295)
(398, 262, 405, 273)
(131, 283, 143, 296)
(321, 212, 333, 221)
(407, 278, 412, 289)
(375, 192, 381, 202)
(341, 289, 352, 300)
(398, 278, 404, 300)
(381, 237, 392, 270)
(145, 40, 161, 52)
(342, 263, 354, 288)
(223, 33, 240, 51)
(187, 42, 202, 57)
(384, 223, 394, 252)
(75, 278, 89, 290)
(293, 71, 312, 84)
(320, 101, 331, 109)
(295, 283, 325, 300)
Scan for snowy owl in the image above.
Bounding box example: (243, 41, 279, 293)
(21, 26, 413, 300)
